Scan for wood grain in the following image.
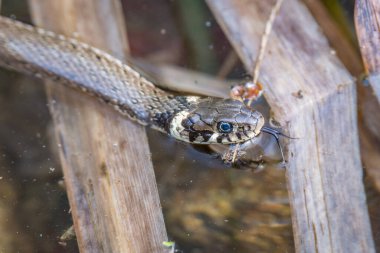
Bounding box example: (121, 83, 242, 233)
(355, 0, 380, 99)
(28, 0, 169, 252)
(354, 0, 380, 193)
(207, 0, 375, 252)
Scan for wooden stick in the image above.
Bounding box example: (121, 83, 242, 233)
(355, 0, 380, 74)
(355, 0, 380, 100)
(354, 0, 380, 192)
(207, 0, 375, 252)
(28, 0, 169, 252)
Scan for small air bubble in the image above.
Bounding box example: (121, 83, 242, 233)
(205, 21, 212, 27)
(160, 29, 167, 35)
(208, 44, 214, 50)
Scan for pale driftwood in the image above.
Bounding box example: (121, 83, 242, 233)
(307, 0, 380, 195)
(206, 0, 375, 252)
(355, 0, 380, 74)
(354, 0, 380, 191)
(28, 1, 169, 252)
(354, 0, 380, 140)
(355, 0, 380, 100)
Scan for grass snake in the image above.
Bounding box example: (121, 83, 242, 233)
(0, 16, 278, 146)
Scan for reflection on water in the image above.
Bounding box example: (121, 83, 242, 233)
(0, 69, 78, 252)
(149, 130, 294, 253)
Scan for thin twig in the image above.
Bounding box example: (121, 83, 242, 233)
(247, 0, 284, 106)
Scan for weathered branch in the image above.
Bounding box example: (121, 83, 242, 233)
(354, 0, 380, 191)
(207, 0, 374, 252)
(28, 0, 169, 252)
(355, 0, 380, 100)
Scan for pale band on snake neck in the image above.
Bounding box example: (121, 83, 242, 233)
(0, 16, 270, 146)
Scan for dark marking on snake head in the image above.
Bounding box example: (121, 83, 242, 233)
(189, 114, 200, 124)
(154, 112, 173, 132)
(201, 131, 213, 142)
(189, 131, 199, 143)
(216, 136, 224, 143)
(181, 118, 193, 129)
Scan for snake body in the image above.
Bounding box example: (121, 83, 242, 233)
(0, 16, 265, 144)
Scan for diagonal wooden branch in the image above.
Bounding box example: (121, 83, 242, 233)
(28, 0, 169, 252)
(354, 0, 380, 194)
(355, 0, 380, 100)
(207, 0, 375, 252)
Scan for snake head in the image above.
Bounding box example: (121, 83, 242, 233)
(169, 98, 265, 144)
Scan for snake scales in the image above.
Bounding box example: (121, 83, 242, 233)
(0, 16, 271, 146)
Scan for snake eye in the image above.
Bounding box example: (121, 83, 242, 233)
(217, 122, 233, 133)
